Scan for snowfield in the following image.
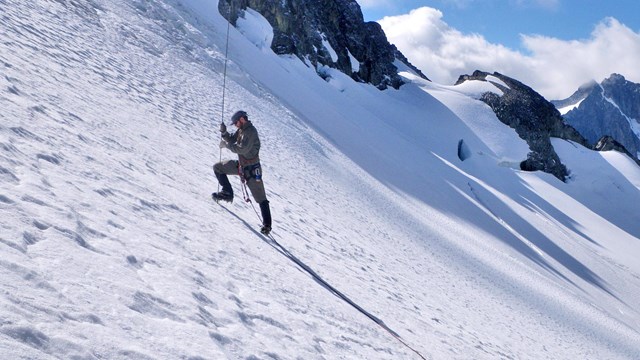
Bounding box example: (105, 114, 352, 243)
(1, 0, 640, 359)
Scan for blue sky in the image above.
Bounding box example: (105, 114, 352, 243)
(358, 0, 640, 98)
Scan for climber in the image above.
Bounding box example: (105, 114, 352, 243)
(212, 110, 272, 236)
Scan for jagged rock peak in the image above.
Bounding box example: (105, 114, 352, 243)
(554, 73, 640, 162)
(456, 70, 500, 85)
(603, 73, 627, 86)
(218, 0, 428, 89)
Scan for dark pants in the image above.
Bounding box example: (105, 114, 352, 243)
(213, 160, 271, 227)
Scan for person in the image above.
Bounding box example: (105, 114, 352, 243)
(212, 110, 272, 235)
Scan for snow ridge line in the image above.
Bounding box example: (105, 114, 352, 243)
(265, 233, 427, 359)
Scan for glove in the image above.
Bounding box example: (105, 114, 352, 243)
(219, 140, 228, 149)
(219, 122, 227, 134)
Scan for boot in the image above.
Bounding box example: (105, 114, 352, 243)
(212, 190, 233, 203)
(214, 171, 233, 202)
(260, 200, 272, 235)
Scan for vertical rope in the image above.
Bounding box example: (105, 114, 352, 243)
(220, 7, 231, 127)
(217, 2, 232, 193)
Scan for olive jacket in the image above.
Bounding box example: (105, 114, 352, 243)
(222, 120, 261, 167)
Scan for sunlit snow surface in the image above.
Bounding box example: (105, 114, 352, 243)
(1, 0, 640, 359)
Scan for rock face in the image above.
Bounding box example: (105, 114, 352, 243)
(456, 71, 589, 181)
(553, 74, 640, 161)
(218, 0, 428, 89)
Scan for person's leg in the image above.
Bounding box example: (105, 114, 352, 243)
(213, 160, 239, 198)
(259, 200, 272, 232)
(247, 178, 271, 234)
(246, 177, 267, 203)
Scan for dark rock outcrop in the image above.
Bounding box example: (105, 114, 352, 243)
(594, 136, 640, 166)
(218, 0, 428, 89)
(456, 71, 589, 181)
(595, 135, 629, 152)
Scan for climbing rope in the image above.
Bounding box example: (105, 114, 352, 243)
(219, 7, 231, 128)
(217, 3, 232, 194)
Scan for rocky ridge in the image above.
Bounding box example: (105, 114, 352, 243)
(456, 71, 589, 181)
(218, 0, 428, 89)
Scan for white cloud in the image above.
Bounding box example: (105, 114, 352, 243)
(379, 7, 640, 99)
(520, 18, 640, 98)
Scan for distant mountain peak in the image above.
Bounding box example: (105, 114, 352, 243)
(603, 73, 627, 85)
(554, 73, 640, 162)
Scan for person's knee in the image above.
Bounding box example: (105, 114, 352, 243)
(213, 162, 225, 174)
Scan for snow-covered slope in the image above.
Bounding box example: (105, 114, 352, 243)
(1, 1, 640, 359)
